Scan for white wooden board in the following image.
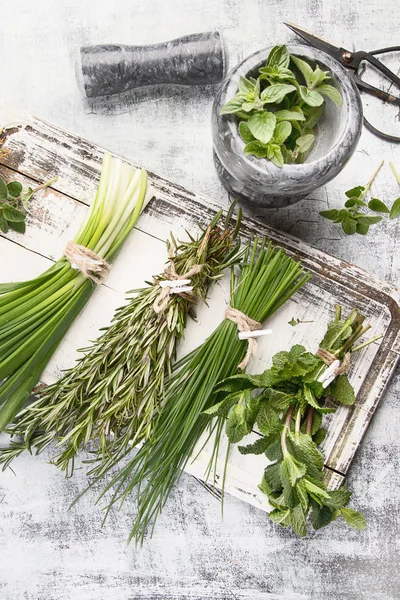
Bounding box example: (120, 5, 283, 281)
(0, 102, 399, 510)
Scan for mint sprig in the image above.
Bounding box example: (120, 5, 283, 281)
(320, 161, 400, 235)
(220, 45, 342, 167)
(0, 175, 57, 234)
(209, 305, 379, 536)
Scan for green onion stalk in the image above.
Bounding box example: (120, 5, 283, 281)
(0, 208, 242, 474)
(88, 239, 311, 544)
(0, 152, 149, 432)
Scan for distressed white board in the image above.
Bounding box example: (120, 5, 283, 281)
(0, 103, 399, 509)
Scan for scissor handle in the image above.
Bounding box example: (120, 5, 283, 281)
(354, 77, 400, 106)
(351, 50, 400, 88)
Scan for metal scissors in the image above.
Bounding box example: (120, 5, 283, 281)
(285, 23, 400, 143)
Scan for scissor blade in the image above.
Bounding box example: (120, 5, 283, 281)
(284, 23, 343, 59)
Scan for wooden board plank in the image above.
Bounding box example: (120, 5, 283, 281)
(0, 102, 399, 507)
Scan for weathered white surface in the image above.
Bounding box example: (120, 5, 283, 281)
(0, 1, 399, 599)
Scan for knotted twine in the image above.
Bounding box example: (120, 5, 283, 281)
(316, 347, 351, 376)
(225, 306, 262, 370)
(64, 241, 111, 284)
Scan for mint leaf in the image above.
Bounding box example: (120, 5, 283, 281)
(268, 508, 291, 526)
(2, 205, 26, 222)
(274, 109, 305, 122)
(8, 220, 26, 234)
(356, 215, 382, 226)
(266, 143, 284, 168)
(299, 86, 324, 107)
(281, 454, 306, 486)
(238, 76, 255, 95)
(368, 198, 390, 213)
(256, 404, 281, 436)
(390, 198, 400, 219)
(341, 507, 366, 530)
(238, 121, 255, 143)
(329, 374, 355, 406)
(311, 502, 335, 529)
(345, 185, 365, 198)
(290, 505, 307, 536)
(273, 121, 292, 145)
(267, 45, 290, 70)
(320, 209, 339, 221)
(226, 400, 249, 443)
(312, 427, 327, 445)
(220, 98, 244, 115)
(296, 134, 315, 153)
(247, 112, 277, 144)
(263, 462, 282, 493)
(6, 181, 23, 198)
(341, 216, 357, 235)
(316, 84, 342, 106)
(324, 487, 352, 509)
(243, 141, 268, 158)
(238, 435, 272, 455)
(356, 222, 370, 235)
(303, 478, 330, 501)
(260, 84, 296, 104)
(291, 55, 314, 87)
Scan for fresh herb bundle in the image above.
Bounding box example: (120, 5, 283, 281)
(0, 174, 57, 234)
(0, 153, 149, 432)
(210, 305, 380, 536)
(220, 45, 342, 167)
(0, 209, 242, 474)
(320, 160, 400, 235)
(85, 240, 310, 544)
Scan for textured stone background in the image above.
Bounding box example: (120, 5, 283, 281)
(0, 1, 399, 599)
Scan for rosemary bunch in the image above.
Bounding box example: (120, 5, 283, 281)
(0, 209, 242, 474)
(212, 305, 381, 535)
(92, 239, 310, 544)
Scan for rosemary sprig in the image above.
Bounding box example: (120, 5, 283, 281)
(89, 239, 310, 544)
(0, 208, 242, 474)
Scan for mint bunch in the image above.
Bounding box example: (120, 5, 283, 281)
(220, 45, 342, 167)
(320, 161, 400, 235)
(207, 306, 378, 536)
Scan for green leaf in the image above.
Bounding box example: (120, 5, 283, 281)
(238, 76, 255, 95)
(368, 198, 390, 213)
(345, 185, 365, 198)
(288, 430, 324, 471)
(303, 478, 330, 500)
(266, 143, 284, 168)
(274, 109, 305, 122)
(303, 104, 324, 128)
(267, 45, 290, 69)
(320, 209, 339, 221)
(303, 384, 321, 410)
(238, 121, 255, 143)
(291, 55, 314, 87)
(341, 216, 357, 235)
(345, 197, 367, 208)
(0, 178, 7, 201)
(239, 435, 272, 455)
(316, 84, 343, 106)
(225, 399, 250, 443)
(273, 121, 292, 145)
(299, 86, 324, 107)
(341, 507, 367, 530)
(296, 134, 315, 153)
(6, 181, 23, 198)
(310, 66, 330, 88)
(243, 141, 269, 158)
(260, 84, 296, 104)
(296, 479, 309, 513)
(263, 462, 282, 493)
(263, 388, 296, 410)
(21, 187, 34, 210)
(390, 197, 400, 219)
(356, 215, 382, 226)
(247, 112, 276, 144)
(356, 222, 370, 235)
(7, 219, 26, 234)
(265, 437, 284, 462)
(2, 205, 26, 222)
(257, 403, 281, 436)
(311, 502, 335, 529)
(220, 98, 245, 115)
(281, 454, 306, 487)
(290, 505, 307, 536)
(312, 427, 327, 445)
(329, 374, 355, 406)
(324, 486, 352, 509)
(0, 212, 8, 233)
(268, 508, 291, 526)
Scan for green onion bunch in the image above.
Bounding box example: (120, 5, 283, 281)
(0, 209, 242, 474)
(92, 239, 311, 544)
(0, 153, 149, 432)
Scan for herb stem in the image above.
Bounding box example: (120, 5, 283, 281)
(295, 407, 302, 437)
(361, 160, 384, 199)
(351, 335, 383, 353)
(31, 177, 58, 195)
(389, 161, 400, 185)
(306, 407, 314, 435)
(281, 406, 295, 456)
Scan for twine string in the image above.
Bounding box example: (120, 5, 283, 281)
(64, 241, 110, 284)
(225, 305, 262, 370)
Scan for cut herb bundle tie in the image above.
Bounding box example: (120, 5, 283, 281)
(316, 347, 351, 388)
(225, 305, 262, 369)
(63, 241, 111, 283)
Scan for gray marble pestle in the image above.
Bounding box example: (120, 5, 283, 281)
(78, 31, 227, 98)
